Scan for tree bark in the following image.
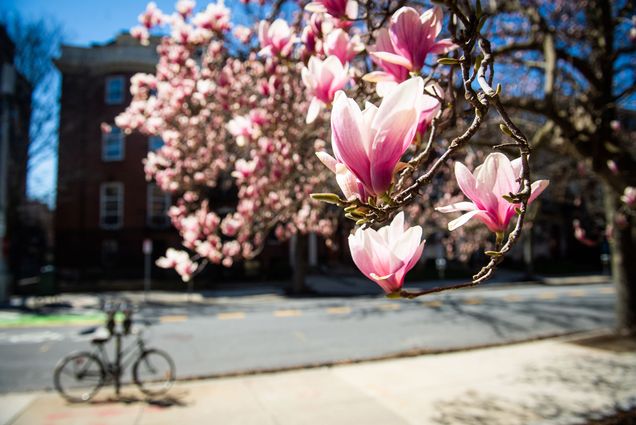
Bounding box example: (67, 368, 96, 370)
(291, 233, 308, 294)
(603, 185, 636, 335)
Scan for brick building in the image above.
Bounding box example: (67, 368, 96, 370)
(1, 26, 33, 299)
(55, 34, 180, 284)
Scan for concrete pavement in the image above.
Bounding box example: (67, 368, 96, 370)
(4, 330, 635, 425)
(0, 283, 617, 393)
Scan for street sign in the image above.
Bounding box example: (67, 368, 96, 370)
(143, 238, 153, 255)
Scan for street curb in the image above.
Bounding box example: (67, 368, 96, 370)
(164, 328, 615, 384)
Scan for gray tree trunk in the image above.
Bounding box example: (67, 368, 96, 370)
(291, 233, 308, 294)
(604, 185, 636, 335)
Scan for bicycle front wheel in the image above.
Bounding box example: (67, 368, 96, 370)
(133, 349, 175, 396)
(54, 352, 105, 402)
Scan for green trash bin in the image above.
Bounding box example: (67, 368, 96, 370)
(38, 265, 57, 296)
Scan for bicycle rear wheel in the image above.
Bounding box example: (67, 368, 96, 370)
(54, 352, 105, 402)
(133, 349, 175, 396)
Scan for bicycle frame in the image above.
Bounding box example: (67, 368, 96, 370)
(91, 332, 147, 395)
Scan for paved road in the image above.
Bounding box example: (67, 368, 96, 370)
(0, 283, 615, 393)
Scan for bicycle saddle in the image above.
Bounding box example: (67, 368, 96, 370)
(90, 327, 111, 344)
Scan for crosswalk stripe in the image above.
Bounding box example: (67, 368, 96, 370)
(537, 292, 557, 300)
(599, 287, 614, 294)
(160, 315, 188, 323)
(503, 295, 522, 302)
(378, 303, 401, 311)
(217, 312, 246, 320)
(422, 300, 443, 308)
(463, 298, 482, 305)
(327, 307, 352, 315)
(274, 309, 302, 318)
(567, 290, 586, 297)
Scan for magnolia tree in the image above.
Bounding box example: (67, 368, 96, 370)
(482, 0, 636, 332)
(118, 0, 550, 298)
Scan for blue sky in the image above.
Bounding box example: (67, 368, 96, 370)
(1, 0, 190, 46)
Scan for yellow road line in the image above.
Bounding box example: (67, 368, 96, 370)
(503, 295, 522, 302)
(567, 290, 587, 297)
(274, 309, 302, 318)
(327, 306, 352, 315)
(599, 287, 614, 294)
(160, 315, 188, 323)
(378, 303, 401, 311)
(463, 298, 482, 305)
(537, 292, 557, 300)
(422, 300, 443, 308)
(217, 312, 246, 320)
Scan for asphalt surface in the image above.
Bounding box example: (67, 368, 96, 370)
(0, 283, 615, 393)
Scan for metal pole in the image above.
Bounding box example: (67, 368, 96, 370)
(144, 251, 150, 303)
(114, 332, 121, 396)
(142, 239, 152, 303)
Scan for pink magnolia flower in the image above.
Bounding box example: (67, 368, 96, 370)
(622, 186, 636, 207)
(176, 0, 195, 17)
(316, 151, 368, 201)
(365, 6, 456, 94)
(349, 212, 425, 294)
(138, 2, 164, 29)
(156, 248, 198, 282)
(436, 153, 550, 233)
(330, 77, 425, 196)
(364, 28, 410, 95)
(192, 1, 231, 33)
(375, 7, 456, 72)
(305, 0, 358, 20)
(323, 29, 363, 64)
(227, 115, 257, 146)
(130, 26, 150, 45)
(301, 56, 350, 124)
(258, 19, 295, 57)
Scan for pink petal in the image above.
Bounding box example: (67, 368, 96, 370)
(369, 108, 418, 194)
(388, 7, 422, 68)
(455, 161, 491, 210)
(436, 201, 476, 213)
(331, 95, 372, 187)
(369, 51, 413, 70)
(362, 71, 396, 83)
(315, 151, 337, 173)
(528, 179, 550, 204)
(335, 163, 362, 200)
(345, 0, 358, 19)
(306, 97, 322, 124)
(304, 2, 327, 13)
(448, 210, 500, 232)
(429, 38, 457, 54)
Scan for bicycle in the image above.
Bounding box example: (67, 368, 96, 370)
(53, 301, 175, 402)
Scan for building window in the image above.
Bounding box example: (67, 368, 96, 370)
(148, 136, 164, 151)
(100, 182, 124, 229)
(102, 126, 125, 161)
(147, 184, 171, 228)
(105, 75, 125, 105)
(101, 239, 119, 267)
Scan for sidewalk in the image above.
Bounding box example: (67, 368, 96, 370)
(3, 330, 635, 425)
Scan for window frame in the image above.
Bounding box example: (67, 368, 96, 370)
(99, 182, 124, 230)
(104, 75, 125, 105)
(146, 183, 171, 228)
(102, 126, 125, 162)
